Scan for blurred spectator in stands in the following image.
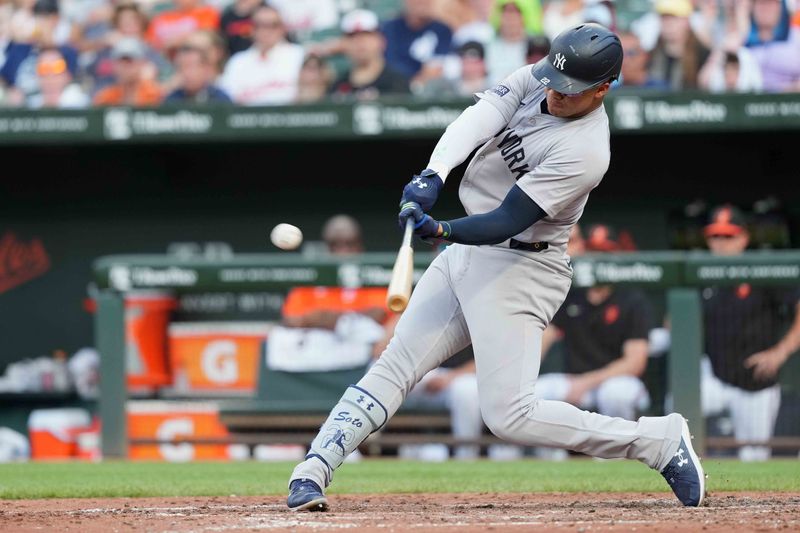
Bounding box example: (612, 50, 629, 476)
(699, 204, 800, 461)
(164, 43, 231, 103)
(146, 0, 220, 52)
(60, 0, 108, 35)
(382, 0, 453, 92)
(582, 0, 615, 30)
(745, 0, 800, 92)
(181, 29, 226, 80)
(543, 0, 612, 42)
(536, 224, 653, 460)
(0, 3, 11, 80)
(296, 53, 333, 103)
(8, 0, 38, 47)
(84, 3, 169, 95)
(694, 0, 763, 93)
(486, 0, 534, 85)
(692, 0, 750, 50)
(699, 48, 763, 93)
(220, 0, 259, 56)
(416, 39, 487, 98)
(435, 0, 496, 47)
(268, 0, 339, 41)
(615, 30, 669, 90)
(220, 4, 303, 105)
(1, 0, 80, 101)
(452, 40, 488, 95)
(93, 37, 162, 106)
(28, 0, 77, 47)
(525, 33, 550, 64)
(329, 9, 410, 101)
(25, 45, 88, 107)
(648, 0, 710, 90)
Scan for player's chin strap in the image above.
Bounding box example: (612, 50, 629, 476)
(305, 385, 388, 483)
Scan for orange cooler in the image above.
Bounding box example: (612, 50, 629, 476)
(28, 408, 92, 460)
(127, 401, 231, 461)
(167, 323, 269, 394)
(125, 291, 177, 389)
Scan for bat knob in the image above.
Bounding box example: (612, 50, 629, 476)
(387, 295, 408, 313)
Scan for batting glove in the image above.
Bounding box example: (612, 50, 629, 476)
(398, 201, 449, 239)
(399, 169, 443, 212)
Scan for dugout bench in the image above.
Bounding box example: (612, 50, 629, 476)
(94, 251, 800, 458)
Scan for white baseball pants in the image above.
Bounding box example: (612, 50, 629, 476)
(291, 244, 682, 488)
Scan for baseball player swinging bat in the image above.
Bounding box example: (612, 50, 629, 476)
(386, 218, 415, 312)
(288, 23, 705, 513)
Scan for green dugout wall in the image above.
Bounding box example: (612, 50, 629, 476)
(91, 250, 800, 458)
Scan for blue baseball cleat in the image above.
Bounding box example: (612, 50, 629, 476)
(287, 479, 329, 512)
(660, 418, 706, 507)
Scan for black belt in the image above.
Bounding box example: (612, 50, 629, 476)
(509, 239, 549, 252)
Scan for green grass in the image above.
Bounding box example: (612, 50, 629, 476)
(0, 459, 798, 499)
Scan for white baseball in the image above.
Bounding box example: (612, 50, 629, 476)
(270, 223, 303, 250)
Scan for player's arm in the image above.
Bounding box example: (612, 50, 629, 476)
(400, 68, 529, 211)
(744, 300, 800, 380)
(564, 338, 648, 405)
(399, 99, 509, 211)
(284, 307, 387, 330)
(401, 184, 547, 245)
(425, 99, 509, 181)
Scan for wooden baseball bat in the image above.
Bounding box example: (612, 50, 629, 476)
(386, 218, 415, 312)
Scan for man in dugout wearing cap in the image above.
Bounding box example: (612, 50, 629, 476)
(698, 204, 800, 461)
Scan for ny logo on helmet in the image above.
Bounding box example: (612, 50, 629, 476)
(553, 53, 566, 71)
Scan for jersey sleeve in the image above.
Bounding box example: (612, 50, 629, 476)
(473, 65, 533, 123)
(516, 143, 608, 218)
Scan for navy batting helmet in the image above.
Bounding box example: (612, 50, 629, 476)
(531, 23, 622, 95)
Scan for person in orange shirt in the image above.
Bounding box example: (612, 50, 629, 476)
(146, 0, 220, 52)
(282, 215, 390, 331)
(93, 38, 162, 106)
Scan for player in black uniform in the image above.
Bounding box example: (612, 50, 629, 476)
(700, 205, 800, 461)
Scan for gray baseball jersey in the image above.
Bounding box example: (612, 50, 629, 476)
(461, 65, 611, 251)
